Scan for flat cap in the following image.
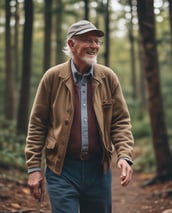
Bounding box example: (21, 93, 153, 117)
(67, 20, 104, 39)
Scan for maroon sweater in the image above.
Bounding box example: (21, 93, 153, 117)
(66, 79, 102, 158)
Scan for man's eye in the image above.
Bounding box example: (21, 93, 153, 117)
(83, 39, 91, 43)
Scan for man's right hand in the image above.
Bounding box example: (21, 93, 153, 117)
(28, 171, 46, 200)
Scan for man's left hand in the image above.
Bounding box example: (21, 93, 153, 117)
(117, 159, 133, 186)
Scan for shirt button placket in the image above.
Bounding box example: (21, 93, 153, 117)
(81, 77, 88, 152)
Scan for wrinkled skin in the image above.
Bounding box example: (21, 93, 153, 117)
(28, 171, 46, 200)
(117, 159, 133, 186)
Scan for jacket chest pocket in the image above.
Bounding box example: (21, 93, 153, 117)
(102, 100, 114, 131)
(46, 135, 57, 149)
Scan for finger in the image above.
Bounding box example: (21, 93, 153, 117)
(29, 179, 42, 199)
(33, 185, 42, 199)
(120, 164, 127, 178)
(40, 180, 47, 199)
(121, 167, 133, 186)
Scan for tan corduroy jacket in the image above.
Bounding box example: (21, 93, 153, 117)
(25, 60, 134, 175)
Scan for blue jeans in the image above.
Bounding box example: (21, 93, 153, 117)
(46, 157, 112, 213)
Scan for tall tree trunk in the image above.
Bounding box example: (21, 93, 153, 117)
(104, 0, 110, 66)
(84, 0, 89, 20)
(168, 0, 172, 65)
(43, 0, 53, 71)
(14, 0, 20, 84)
(137, 0, 172, 182)
(17, 0, 33, 134)
(128, 0, 137, 100)
(56, 0, 63, 64)
(169, 0, 172, 47)
(5, 0, 15, 120)
(138, 39, 147, 119)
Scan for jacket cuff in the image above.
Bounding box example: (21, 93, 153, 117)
(28, 167, 41, 174)
(118, 157, 133, 166)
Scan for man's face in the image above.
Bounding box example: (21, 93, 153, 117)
(69, 32, 103, 66)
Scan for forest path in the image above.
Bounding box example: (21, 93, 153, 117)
(0, 166, 172, 212)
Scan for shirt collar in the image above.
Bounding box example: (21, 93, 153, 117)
(71, 60, 93, 83)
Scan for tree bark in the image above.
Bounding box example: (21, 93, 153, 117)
(14, 0, 20, 84)
(104, 0, 110, 66)
(138, 39, 147, 119)
(168, 0, 172, 65)
(5, 0, 15, 120)
(137, 0, 172, 181)
(128, 0, 137, 100)
(17, 0, 33, 134)
(84, 0, 89, 20)
(55, 0, 63, 64)
(43, 0, 53, 71)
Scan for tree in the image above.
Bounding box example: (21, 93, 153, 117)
(138, 39, 147, 119)
(43, 0, 53, 71)
(169, 0, 172, 46)
(4, 0, 16, 120)
(55, 0, 64, 64)
(5, 0, 15, 120)
(168, 0, 172, 62)
(83, 0, 89, 20)
(103, 0, 110, 66)
(137, 0, 172, 184)
(14, 0, 20, 83)
(17, 0, 33, 134)
(128, 0, 137, 100)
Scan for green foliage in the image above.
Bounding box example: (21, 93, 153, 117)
(0, 118, 26, 170)
(133, 138, 156, 173)
(132, 115, 151, 139)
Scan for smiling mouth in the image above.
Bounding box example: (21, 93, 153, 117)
(87, 51, 96, 56)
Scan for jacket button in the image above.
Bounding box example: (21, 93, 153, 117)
(65, 120, 69, 125)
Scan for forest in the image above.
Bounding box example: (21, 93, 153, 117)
(0, 0, 172, 212)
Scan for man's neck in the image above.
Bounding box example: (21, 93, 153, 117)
(72, 59, 92, 75)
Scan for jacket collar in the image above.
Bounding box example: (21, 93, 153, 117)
(93, 64, 106, 84)
(58, 59, 106, 84)
(58, 60, 72, 81)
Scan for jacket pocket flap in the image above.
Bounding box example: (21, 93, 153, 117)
(102, 99, 114, 108)
(46, 135, 57, 149)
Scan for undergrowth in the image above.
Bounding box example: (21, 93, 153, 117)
(0, 118, 26, 171)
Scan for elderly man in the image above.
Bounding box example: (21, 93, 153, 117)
(25, 20, 134, 213)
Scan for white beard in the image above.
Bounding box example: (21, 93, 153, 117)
(82, 56, 97, 65)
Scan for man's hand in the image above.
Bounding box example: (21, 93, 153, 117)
(117, 159, 133, 187)
(28, 171, 46, 200)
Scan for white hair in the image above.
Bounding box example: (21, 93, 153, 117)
(63, 39, 74, 58)
(63, 38, 97, 65)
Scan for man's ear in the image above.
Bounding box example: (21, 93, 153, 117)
(68, 39, 74, 48)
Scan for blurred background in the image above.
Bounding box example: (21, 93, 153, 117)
(0, 0, 172, 180)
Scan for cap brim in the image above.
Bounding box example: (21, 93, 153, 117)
(75, 29, 104, 37)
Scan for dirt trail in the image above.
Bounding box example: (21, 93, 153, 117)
(112, 167, 172, 213)
(0, 167, 172, 213)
